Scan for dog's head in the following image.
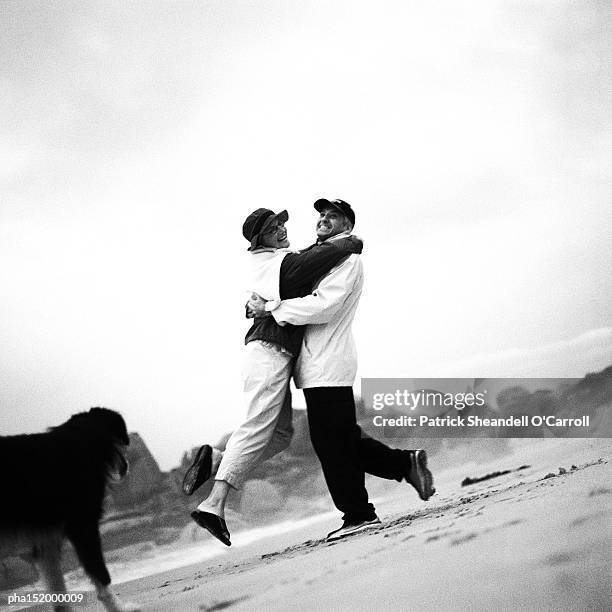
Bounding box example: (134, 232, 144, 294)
(86, 407, 130, 446)
(89, 407, 130, 481)
(59, 407, 131, 481)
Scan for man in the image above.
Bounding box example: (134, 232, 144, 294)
(186, 208, 362, 545)
(249, 199, 435, 541)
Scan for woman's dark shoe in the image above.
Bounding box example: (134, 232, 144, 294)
(190, 510, 231, 546)
(182, 445, 213, 495)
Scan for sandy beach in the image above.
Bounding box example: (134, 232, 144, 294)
(59, 437, 611, 612)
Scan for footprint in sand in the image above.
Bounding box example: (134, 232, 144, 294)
(450, 532, 478, 546)
(423, 522, 456, 534)
(545, 551, 576, 567)
(200, 596, 250, 611)
(589, 487, 612, 497)
(569, 511, 609, 528)
(425, 530, 461, 543)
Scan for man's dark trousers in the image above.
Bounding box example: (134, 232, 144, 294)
(304, 386, 408, 521)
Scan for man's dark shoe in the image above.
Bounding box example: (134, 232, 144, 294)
(326, 516, 381, 542)
(191, 510, 231, 546)
(405, 449, 435, 500)
(182, 444, 213, 496)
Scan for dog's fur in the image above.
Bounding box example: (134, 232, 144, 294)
(0, 407, 139, 611)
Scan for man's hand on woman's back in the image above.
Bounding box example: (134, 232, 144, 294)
(331, 234, 363, 254)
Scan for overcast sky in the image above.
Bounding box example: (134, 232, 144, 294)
(1, 1, 611, 469)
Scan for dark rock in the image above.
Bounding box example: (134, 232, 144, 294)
(108, 433, 165, 509)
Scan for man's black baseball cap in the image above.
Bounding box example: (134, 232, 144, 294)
(313, 198, 355, 227)
(242, 208, 289, 250)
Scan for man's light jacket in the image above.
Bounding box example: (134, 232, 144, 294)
(268, 231, 363, 388)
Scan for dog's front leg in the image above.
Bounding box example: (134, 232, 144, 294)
(94, 583, 141, 612)
(66, 521, 140, 612)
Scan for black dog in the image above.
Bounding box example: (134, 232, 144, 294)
(0, 407, 139, 611)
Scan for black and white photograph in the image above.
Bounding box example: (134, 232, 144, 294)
(1, 1, 611, 611)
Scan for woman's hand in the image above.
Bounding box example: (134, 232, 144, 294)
(246, 293, 271, 318)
